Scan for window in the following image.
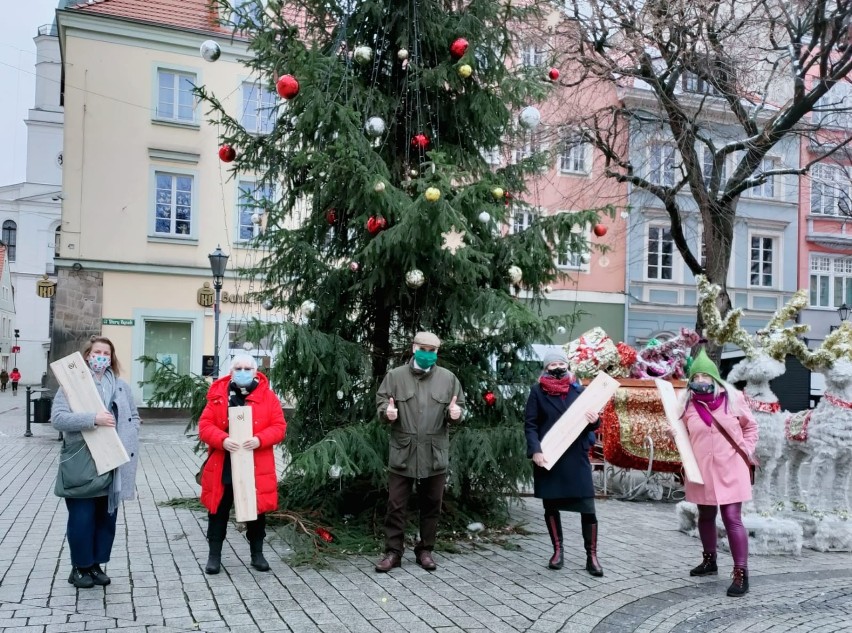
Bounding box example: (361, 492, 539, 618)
(513, 130, 542, 163)
(810, 255, 852, 308)
(813, 82, 852, 129)
(811, 164, 851, 216)
(142, 321, 192, 401)
(237, 180, 273, 240)
(510, 207, 534, 234)
(520, 42, 546, 67)
(749, 235, 775, 287)
(241, 82, 276, 134)
(647, 225, 674, 280)
(156, 69, 196, 123)
(559, 134, 590, 175)
(2, 220, 16, 262)
(702, 148, 726, 188)
(54, 226, 61, 256)
(556, 241, 584, 269)
(154, 172, 194, 236)
(749, 157, 779, 198)
(648, 143, 676, 186)
(682, 71, 721, 96)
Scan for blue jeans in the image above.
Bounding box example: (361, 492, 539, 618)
(65, 497, 117, 568)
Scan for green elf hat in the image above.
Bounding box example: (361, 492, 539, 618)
(687, 348, 722, 384)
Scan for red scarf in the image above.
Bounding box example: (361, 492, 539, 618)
(539, 374, 574, 397)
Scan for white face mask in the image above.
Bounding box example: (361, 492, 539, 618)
(88, 355, 111, 372)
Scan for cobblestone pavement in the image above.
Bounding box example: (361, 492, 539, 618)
(1, 389, 851, 632)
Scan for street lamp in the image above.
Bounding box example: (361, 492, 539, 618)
(13, 329, 19, 366)
(839, 303, 850, 324)
(208, 246, 229, 378)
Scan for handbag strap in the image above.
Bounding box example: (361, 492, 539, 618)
(695, 400, 757, 468)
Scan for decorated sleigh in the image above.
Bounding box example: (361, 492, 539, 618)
(599, 378, 686, 474)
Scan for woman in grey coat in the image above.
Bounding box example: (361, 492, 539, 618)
(52, 336, 141, 589)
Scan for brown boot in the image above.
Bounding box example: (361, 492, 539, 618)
(374, 552, 401, 573)
(416, 550, 437, 571)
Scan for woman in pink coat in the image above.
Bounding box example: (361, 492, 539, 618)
(681, 349, 758, 597)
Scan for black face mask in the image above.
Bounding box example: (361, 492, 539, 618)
(547, 367, 568, 379)
(688, 381, 714, 394)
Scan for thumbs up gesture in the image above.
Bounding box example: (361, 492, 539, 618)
(448, 396, 461, 421)
(386, 397, 398, 421)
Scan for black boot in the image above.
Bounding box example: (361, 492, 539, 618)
(250, 540, 270, 572)
(205, 540, 223, 574)
(582, 522, 604, 577)
(690, 552, 718, 577)
(88, 564, 110, 586)
(727, 566, 749, 597)
(68, 566, 95, 589)
(545, 512, 563, 570)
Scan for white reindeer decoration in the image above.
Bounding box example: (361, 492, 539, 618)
(697, 276, 809, 512)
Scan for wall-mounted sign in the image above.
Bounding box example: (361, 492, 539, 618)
(197, 282, 215, 307)
(102, 318, 135, 326)
(36, 275, 56, 298)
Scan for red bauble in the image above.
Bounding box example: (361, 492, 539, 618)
(411, 133, 429, 150)
(548, 67, 560, 81)
(593, 223, 608, 237)
(483, 391, 497, 406)
(218, 144, 236, 163)
(366, 216, 387, 235)
(276, 74, 300, 99)
(314, 527, 334, 543)
(326, 208, 336, 224)
(450, 38, 469, 60)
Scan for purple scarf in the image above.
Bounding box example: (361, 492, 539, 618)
(692, 391, 728, 427)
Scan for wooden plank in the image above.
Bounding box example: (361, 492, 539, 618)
(654, 379, 704, 485)
(540, 372, 621, 470)
(228, 406, 258, 523)
(50, 352, 130, 476)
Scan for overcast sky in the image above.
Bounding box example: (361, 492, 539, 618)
(0, 0, 60, 187)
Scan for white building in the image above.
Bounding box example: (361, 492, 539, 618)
(0, 23, 63, 383)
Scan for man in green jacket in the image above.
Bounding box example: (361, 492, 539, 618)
(374, 331, 465, 573)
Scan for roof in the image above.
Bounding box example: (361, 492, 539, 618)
(66, 0, 235, 36)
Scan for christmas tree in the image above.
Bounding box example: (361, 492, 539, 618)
(196, 0, 610, 542)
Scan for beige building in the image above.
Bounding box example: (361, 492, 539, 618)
(54, 0, 281, 403)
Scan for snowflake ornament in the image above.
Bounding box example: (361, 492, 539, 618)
(441, 226, 467, 255)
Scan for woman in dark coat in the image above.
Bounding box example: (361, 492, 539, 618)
(525, 350, 603, 576)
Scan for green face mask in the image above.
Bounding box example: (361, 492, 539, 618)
(414, 349, 438, 368)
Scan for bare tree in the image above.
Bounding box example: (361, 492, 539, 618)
(553, 0, 852, 328)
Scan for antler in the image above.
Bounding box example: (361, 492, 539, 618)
(796, 320, 852, 371)
(756, 290, 811, 361)
(696, 275, 756, 356)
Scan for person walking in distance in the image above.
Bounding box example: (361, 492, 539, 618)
(0, 369, 8, 392)
(374, 332, 465, 573)
(9, 367, 21, 395)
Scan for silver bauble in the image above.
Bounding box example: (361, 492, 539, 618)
(242, 341, 254, 351)
(398, 48, 409, 60)
(354, 45, 373, 64)
(374, 181, 386, 193)
(200, 40, 221, 62)
(478, 211, 491, 223)
(364, 116, 386, 137)
(544, 285, 553, 293)
(409, 168, 419, 177)
(557, 326, 567, 335)
(262, 299, 274, 311)
(581, 253, 591, 264)
(250, 212, 262, 225)
(405, 269, 425, 288)
(508, 265, 523, 284)
(518, 106, 542, 129)
(328, 464, 342, 479)
(300, 299, 316, 316)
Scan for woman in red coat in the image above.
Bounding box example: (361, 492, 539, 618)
(198, 354, 286, 574)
